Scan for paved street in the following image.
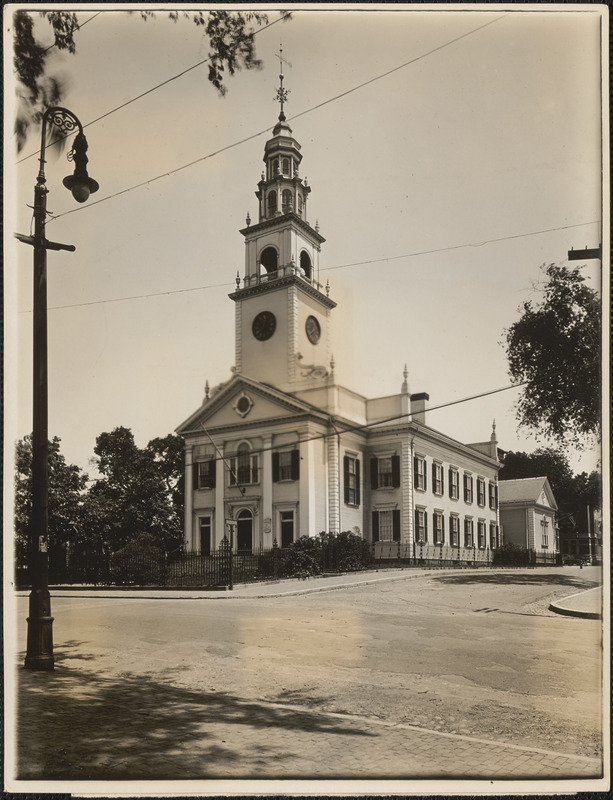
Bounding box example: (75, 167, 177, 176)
(8, 567, 605, 788)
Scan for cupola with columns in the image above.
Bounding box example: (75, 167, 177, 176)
(229, 48, 336, 391)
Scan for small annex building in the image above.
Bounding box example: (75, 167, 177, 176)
(498, 477, 559, 557)
(176, 82, 502, 562)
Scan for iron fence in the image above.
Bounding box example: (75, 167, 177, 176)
(23, 539, 562, 590)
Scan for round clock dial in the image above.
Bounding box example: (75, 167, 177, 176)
(252, 311, 276, 341)
(305, 315, 321, 344)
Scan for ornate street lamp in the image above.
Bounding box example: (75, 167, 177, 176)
(16, 107, 99, 670)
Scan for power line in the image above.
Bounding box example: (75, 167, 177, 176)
(17, 219, 599, 313)
(43, 11, 103, 53)
(184, 381, 527, 467)
(45, 13, 509, 223)
(17, 11, 292, 164)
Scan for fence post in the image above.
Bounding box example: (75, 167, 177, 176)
(219, 535, 232, 589)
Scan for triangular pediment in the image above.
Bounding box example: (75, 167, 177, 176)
(176, 374, 328, 435)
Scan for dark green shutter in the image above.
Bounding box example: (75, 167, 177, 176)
(208, 459, 216, 489)
(495, 485, 498, 508)
(343, 456, 350, 504)
(424, 511, 428, 542)
(192, 462, 199, 488)
(392, 509, 401, 541)
(423, 460, 428, 492)
(291, 449, 300, 480)
(372, 511, 379, 542)
(272, 452, 280, 482)
(413, 456, 418, 489)
(441, 514, 445, 544)
(355, 459, 361, 506)
(432, 462, 436, 490)
(392, 455, 400, 487)
(370, 458, 379, 490)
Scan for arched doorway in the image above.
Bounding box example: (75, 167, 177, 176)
(237, 509, 253, 554)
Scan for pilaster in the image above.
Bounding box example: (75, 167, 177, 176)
(402, 438, 414, 546)
(327, 433, 340, 534)
(299, 433, 315, 537)
(215, 452, 225, 546)
(184, 445, 193, 550)
(262, 436, 273, 548)
(287, 285, 298, 382)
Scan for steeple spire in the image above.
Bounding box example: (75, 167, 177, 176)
(274, 44, 291, 122)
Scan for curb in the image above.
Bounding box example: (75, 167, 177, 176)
(549, 587, 602, 620)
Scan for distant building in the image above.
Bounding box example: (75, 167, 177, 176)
(498, 477, 559, 559)
(176, 93, 501, 560)
(560, 505, 602, 565)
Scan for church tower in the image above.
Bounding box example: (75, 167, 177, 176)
(229, 52, 336, 391)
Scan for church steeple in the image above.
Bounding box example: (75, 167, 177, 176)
(229, 53, 336, 391)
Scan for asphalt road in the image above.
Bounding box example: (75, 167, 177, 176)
(10, 567, 603, 782)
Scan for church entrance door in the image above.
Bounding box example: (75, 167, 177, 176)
(237, 509, 253, 554)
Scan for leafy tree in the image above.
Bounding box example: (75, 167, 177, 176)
(498, 447, 574, 501)
(12, 9, 289, 151)
(81, 426, 183, 552)
(504, 263, 600, 446)
(14, 435, 88, 567)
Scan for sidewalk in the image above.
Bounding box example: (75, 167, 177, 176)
(549, 585, 602, 619)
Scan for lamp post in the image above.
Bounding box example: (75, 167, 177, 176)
(16, 107, 99, 670)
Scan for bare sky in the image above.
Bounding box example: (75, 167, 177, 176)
(5, 4, 605, 479)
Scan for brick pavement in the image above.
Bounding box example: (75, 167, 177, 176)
(14, 663, 602, 782)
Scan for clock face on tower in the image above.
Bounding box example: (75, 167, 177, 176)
(252, 310, 276, 341)
(305, 315, 321, 344)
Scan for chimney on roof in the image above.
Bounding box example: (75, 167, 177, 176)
(411, 392, 429, 425)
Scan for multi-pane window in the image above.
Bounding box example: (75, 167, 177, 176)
(414, 456, 427, 491)
(282, 189, 292, 214)
(450, 515, 460, 547)
(541, 520, 549, 548)
(449, 468, 460, 500)
(344, 455, 360, 506)
(199, 516, 212, 555)
(463, 473, 473, 503)
(477, 478, 486, 507)
(194, 459, 215, 489)
(372, 509, 400, 542)
(371, 456, 400, 489)
(432, 462, 444, 495)
(489, 522, 498, 550)
(464, 518, 474, 547)
(267, 190, 277, 216)
(478, 520, 487, 549)
(433, 511, 445, 545)
(488, 482, 497, 510)
(280, 510, 294, 548)
(273, 450, 299, 482)
(415, 508, 427, 543)
(282, 157, 291, 176)
(379, 457, 393, 487)
(229, 443, 259, 486)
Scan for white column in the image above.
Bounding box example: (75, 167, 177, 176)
(262, 436, 273, 549)
(215, 449, 225, 548)
(327, 434, 339, 534)
(402, 438, 413, 546)
(184, 445, 193, 551)
(299, 434, 315, 537)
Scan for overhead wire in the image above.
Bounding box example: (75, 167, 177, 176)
(182, 381, 527, 467)
(17, 10, 292, 164)
(16, 218, 600, 313)
(42, 12, 510, 222)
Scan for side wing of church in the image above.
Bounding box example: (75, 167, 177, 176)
(176, 74, 502, 561)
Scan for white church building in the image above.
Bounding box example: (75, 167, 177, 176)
(176, 86, 501, 562)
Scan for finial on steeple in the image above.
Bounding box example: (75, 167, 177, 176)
(315, 219, 320, 232)
(402, 364, 409, 394)
(236, 271, 241, 288)
(491, 419, 497, 441)
(330, 355, 335, 375)
(205, 379, 210, 400)
(326, 280, 330, 297)
(274, 44, 291, 121)
(245, 211, 251, 227)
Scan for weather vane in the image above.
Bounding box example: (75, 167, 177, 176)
(274, 44, 292, 121)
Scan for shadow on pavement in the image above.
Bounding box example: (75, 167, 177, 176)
(16, 646, 375, 781)
(432, 572, 600, 588)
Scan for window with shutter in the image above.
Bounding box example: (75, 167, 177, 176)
(291, 449, 300, 481)
(392, 455, 401, 487)
(372, 511, 380, 542)
(272, 452, 280, 482)
(371, 458, 379, 490)
(393, 509, 401, 541)
(344, 455, 360, 506)
(195, 460, 215, 489)
(414, 456, 426, 491)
